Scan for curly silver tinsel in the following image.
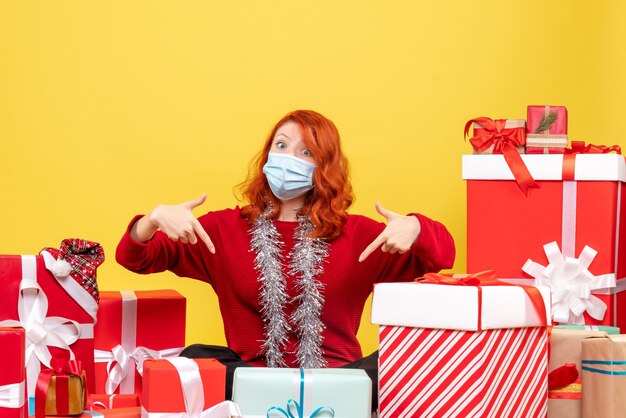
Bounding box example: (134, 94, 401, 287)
(250, 207, 290, 368)
(249, 208, 329, 368)
(289, 216, 329, 368)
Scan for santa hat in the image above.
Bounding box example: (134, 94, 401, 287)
(42, 239, 105, 302)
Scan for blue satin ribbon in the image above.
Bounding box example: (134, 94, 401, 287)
(28, 396, 35, 416)
(266, 369, 335, 418)
(582, 360, 626, 375)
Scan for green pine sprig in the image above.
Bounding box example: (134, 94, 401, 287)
(534, 111, 559, 134)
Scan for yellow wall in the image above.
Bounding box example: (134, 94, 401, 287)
(1, 1, 623, 356)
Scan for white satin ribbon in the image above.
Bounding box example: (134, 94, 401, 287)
(104, 394, 117, 409)
(94, 290, 183, 394)
(561, 180, 577, 258)
(95, 345, 184, 394)
(140, 357, 242, 418)
(0, 255, 90, 398)
(555, 174, 624, 325)
(522, 241, 616, 324)
(0, 381, 25, 408)
(87, 393, 125, 411)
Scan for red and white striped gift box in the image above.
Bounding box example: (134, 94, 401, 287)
(372, 279, 551, 418)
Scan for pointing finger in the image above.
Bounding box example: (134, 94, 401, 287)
(359, 233, 386, 262)
(193, 220, 216, 254)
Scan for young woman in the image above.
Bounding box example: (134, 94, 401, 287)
(115, 109, 455, 409)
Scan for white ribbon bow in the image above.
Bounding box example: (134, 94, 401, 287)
(0, 381, 25, 409)
(0, 255, 83, 397)
(95, 345, 183, 394)
(522, 241, 616, 324)
(141, 357, 242, 418)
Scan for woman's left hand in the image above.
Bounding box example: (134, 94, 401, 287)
(359, 202, 421, 262)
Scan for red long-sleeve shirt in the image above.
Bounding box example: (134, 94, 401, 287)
(115, 207, 455, 367)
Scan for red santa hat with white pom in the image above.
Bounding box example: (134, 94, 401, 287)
(42, 239, 105, 303)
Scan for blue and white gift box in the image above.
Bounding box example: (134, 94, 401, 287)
(232, 368, 371, 418)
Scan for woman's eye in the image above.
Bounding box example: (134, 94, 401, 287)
(276, 142, 286, 149)
(302, 149, 311, 156)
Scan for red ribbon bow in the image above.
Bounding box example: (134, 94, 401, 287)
(35, 358, 85, 418)
(416, 270, 496, 286)
(465, 117, 539, 195)
(415, 270, 547, 330)
(566, 141, 622, 155)
(50, 357, 83, 375)
(561, 141, 622, 181)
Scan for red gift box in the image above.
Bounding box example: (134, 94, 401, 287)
(463, 153, 626, 330)
(465, 117, 539, 194)
(371, 275, 550, 418)
(93, 290, 186, 395)
(87, 394, 139, 411)
(142, 358, 233, 417)
(526, 146, 567, 154)
(527, 105, 568, 156)
(527, 105, 568, 135)
(0, 252, 99, 398)
(35, 359, 86, 418)
(0, 327, 27, 418)
(467, 119, 526, 155)
(42, 406, 142, 418)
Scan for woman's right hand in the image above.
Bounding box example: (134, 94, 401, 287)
(131, 193, 216, 253)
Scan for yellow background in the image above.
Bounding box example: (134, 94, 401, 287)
(1, 1, 624, 356)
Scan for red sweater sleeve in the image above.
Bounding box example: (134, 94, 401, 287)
(410, 213, 456, 274)
(353, 212, 455, 284)
(115, 214, 213, 283)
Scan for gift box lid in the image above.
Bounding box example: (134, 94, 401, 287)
(554, 324, 621, 334)
(95, 289, 186, 349)
(582, 334, 626, 368)
(371, 281, 551, 331)
(462, 154, 626, 182)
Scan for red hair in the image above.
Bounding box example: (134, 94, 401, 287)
(239, 110, 354, 241)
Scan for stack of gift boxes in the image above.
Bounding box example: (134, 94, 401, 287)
(0, 242, 371, 418)
(372, 105, 626, 417)
(0, 244, 240, 418)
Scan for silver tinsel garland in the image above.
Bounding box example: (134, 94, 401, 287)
(289, 216, 329, 368)
(250, 208, 329, 368)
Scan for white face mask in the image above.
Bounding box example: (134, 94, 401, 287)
(262, 153, 316, 200)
